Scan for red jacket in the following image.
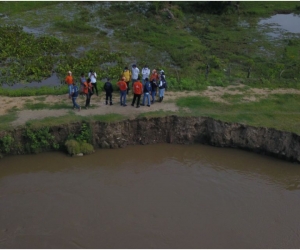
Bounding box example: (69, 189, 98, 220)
(117, 80, 127, 91)
(133, 81, 143, 95)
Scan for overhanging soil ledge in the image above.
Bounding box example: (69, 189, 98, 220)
(1, 116, 299, 163)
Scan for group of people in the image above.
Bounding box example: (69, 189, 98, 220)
(65, 64, 167, 111)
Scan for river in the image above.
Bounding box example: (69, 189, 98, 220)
(0, 144, 300, 248)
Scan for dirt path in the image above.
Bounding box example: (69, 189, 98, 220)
(2, 84, 300, 127)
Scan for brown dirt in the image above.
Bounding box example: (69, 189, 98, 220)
(2, 84, 300, 127)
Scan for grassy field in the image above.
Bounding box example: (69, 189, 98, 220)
(0, 1, 300, 135)
(0, 1, 299, 90)
(176, 94, 300, 134)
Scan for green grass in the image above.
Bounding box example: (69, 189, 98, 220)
(24, 113, 126, 128)
(0, 86, 68, 97)
(176, 94, 300, 134)
(0, 112, 18, 130)
(0, 1, 58, 14)
(53, 18, 98, 33)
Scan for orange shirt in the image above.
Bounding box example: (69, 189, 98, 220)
(117, 80, 127, 91)
(83, 82, 92, 94)
(133, 81, 143, 95)
(150, 72, 159, 82)
(65, 75, 74, 85)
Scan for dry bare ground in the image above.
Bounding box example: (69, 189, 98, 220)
(2, 84, 300, 127)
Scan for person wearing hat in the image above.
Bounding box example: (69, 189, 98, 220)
(150, 69, 159, 83)
(142, 65, 150, 86)
(117, 77, 128, 106)
(158, 74, 167, 102)
(131, 64, 140, 88)
(151, 79, 158, 104)
(122, 66, 131, 94)
(65, 71, 74, 98)
(88, 69, 98, 96)
(103, 77, 114, 105)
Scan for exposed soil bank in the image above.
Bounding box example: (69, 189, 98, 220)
(1, 116, 300, 163)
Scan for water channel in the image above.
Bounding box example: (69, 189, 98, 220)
(0, 144, 300, 248)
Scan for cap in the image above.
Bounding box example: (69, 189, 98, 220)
(68, 71, 72, 74)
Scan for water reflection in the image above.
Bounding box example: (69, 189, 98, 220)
(258, 13, 300, 38)
(1, 73, 61, 89)
(1, 144, 300, 191)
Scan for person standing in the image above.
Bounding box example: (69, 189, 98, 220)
(131, 64, 140, 88)
(141, 78, 152, 107)
(117, 77, 128, 106)
(79, 72, 86, 96)
(65, 71, 74, 98)
(150, 69, 159, 83)
(151, 79, 158, 104)
(83, 78, 94, 109)
(88, 69, 98, 96)
(131, 77, 143, 108)
(122, 66, 131, 94)
(141, 65, 150, 86)
(158, 74, 167, 102)
(70, 82, 81, 111)
(103, 78, 113, 105)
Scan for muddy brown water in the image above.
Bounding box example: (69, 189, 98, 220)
(0, 144, 300, 248)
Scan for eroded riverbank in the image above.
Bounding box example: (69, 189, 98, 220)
(1, 116, 300, 163)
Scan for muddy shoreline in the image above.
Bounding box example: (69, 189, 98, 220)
(1, 116, 299, 163)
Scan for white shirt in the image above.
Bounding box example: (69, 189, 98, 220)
(88, 72, 97, 83)
(131, 67, 140, 80)
(142, 67, 150, 80)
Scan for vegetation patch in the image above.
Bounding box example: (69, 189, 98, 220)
(23, 125, 59, 154)
(176, 94, 300, 134)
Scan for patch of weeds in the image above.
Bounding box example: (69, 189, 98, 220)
(34, 96, 47, 102)
(0, 134, 14, 154)
(25, 114, 84, 128)
(222, 94, 245, 104)
(23, 125, 59, 153)
(65, 139, 80, 155)
(8, 106, 20, 113)
(24, 102, 71, 110)
(65, 139, 94, 156)
(53, 18, 98, 33)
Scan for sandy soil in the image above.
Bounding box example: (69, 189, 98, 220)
(2, 84, 300, 127)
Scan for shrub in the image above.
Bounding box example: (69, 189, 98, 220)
(65, 139, 81, 155)
(80, 142, 94, 155)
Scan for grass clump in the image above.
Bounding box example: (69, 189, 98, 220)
(80, 141, 94, 155)
(53, 18, 98, 33)
(65, 139, 81, 155)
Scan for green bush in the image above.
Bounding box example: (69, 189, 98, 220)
(80, 142, 94, 155)
(65, 139, 81, 155)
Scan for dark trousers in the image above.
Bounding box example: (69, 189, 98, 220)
(132, 94, 141, 107)
(126, 81, 130, 94)
(92, 82, 98, 96)
(85, 93, 92, 107)
(106, 92, 112, 104)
